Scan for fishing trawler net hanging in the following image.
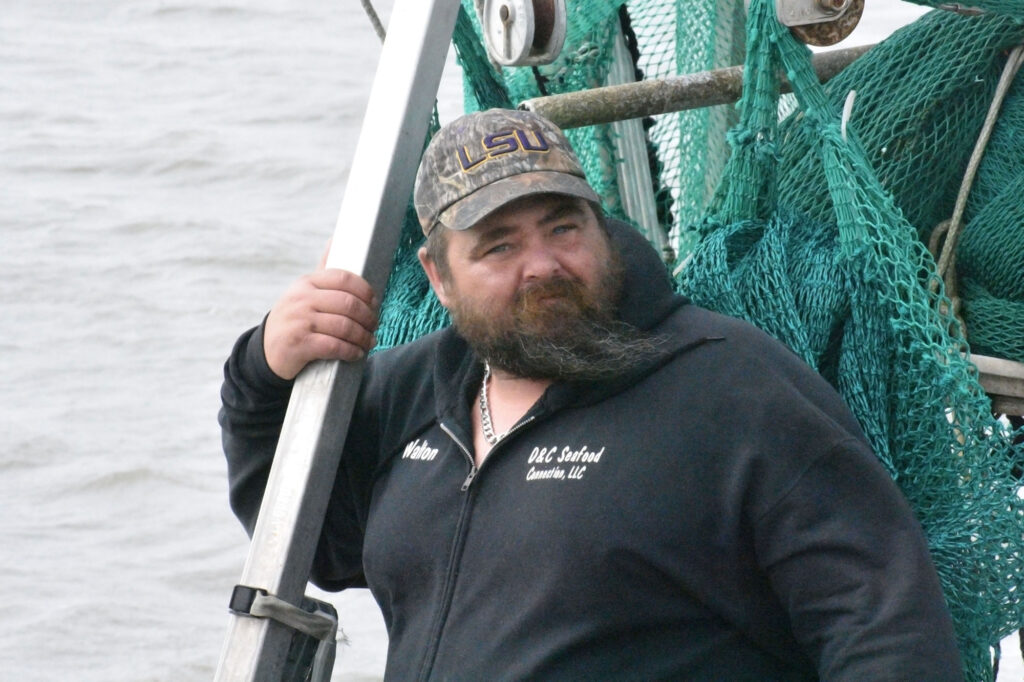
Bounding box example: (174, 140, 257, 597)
(372, 2, 1024, 678)
(679, 3, 1024, 679)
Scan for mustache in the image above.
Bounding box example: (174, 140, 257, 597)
(516, 276, 586, 301)
(513, 277, 604, 320)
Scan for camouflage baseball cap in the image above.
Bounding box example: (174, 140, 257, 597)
(414, 108, 600, 236)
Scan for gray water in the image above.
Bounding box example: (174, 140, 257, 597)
(3, 1, 1019, 680)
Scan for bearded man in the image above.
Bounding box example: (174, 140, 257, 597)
(220, 109, 963, 680)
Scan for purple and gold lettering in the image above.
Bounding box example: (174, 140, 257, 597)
(457, 145, 488, 171)
(457, 127, 550, 173)
(483, 130, 519, 156)
(515, 128, 549, 152)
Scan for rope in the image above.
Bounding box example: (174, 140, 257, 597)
(840, 90, 856, 141)
(360, 0, 387, 43)
(932, 44, 1024, 292)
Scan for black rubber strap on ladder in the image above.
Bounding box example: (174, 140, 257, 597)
(229, 585, 338, 680)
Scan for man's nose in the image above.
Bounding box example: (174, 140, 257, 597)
(521, 242, 564, 281)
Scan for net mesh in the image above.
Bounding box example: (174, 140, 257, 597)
(372, 2, 1024, 678)
(676, 5, 1024, 677)
(958, 53, 1024, 363)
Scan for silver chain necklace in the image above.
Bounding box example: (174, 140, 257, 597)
(479, 362, 505, 445)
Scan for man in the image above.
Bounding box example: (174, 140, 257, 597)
(220, 108, 963, 679)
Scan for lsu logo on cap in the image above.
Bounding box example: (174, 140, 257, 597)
(457, 127, 550, 172)
(414, 108, 597, 236)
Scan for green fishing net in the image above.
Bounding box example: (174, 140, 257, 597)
(957, 54, 1024, 364)
(676, 2, 1024, 676)
(373, 2, 1024, 678)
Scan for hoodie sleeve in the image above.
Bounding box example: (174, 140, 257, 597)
(218, 321, 371, 590)
(755, 437, 965, 681)
(218, 322, 294, 536)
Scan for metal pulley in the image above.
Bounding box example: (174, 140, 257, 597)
(480, 0, 567, 66)
(776, 0, 864, 46)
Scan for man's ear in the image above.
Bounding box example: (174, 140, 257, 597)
(418, 246, 451, 309)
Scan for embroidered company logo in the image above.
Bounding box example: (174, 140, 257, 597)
(525, 444, 605, 482)
(402, 439, 439, 462)
(456, 127, 550, 172)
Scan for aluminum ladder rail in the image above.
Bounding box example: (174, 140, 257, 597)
(214, 0, 461, 678)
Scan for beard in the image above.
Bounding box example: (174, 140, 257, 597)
(446, 252, 666, 382)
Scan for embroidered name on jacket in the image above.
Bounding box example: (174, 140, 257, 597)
(402, 439, 438, 461)
(525, 444, 605, 482)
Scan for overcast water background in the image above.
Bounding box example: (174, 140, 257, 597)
(3, 1, 1021, 679)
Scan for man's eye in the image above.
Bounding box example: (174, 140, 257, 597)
(552, 223, 577, 235)
(485, 243, 511, 255)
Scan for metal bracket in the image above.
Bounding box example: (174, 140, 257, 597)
(776, 0, 853, 27)
(226, 585, 339, 682)
(228, 585, 266, 616)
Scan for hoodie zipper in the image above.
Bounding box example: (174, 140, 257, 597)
(413, 422, 477, 680)
(414, 459, 473, 682)
(443, 416, 536, 491)
(413, 416, 537, 680)
(441, 423, 477, 490)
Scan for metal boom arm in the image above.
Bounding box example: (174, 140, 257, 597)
(214, 0, 461, 678)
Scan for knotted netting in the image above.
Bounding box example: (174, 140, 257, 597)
(768, 4, 1024, 372)
(675, 1, 1024, 678)
(371, 2, 1024, 677)
(956, 41, 1024, 364)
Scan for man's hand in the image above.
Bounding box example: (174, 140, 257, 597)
(264, 265, 380, 381)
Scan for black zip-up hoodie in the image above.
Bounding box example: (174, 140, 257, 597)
(220, 220, 962, 681)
